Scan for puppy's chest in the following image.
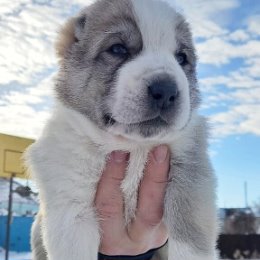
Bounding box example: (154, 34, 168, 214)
(87, 146, 149, 222)
(75, 143, 149, 222)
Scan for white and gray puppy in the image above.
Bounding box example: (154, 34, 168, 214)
(26, 0, 219, 259)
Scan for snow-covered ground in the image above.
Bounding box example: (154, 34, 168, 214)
(0, 250, 31, 260)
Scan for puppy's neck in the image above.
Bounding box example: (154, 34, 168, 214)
(52, 101, 201, 158)
(53, 102, 156, 153)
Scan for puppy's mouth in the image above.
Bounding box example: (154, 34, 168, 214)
(102, 113, 171, 139)
(103, 113, 168, 127)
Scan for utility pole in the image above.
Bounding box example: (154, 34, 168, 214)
(5, 174, 14, 260)
(244, 181, 248, 208)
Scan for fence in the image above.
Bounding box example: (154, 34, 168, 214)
(1, 216, 260, 257)
(0, 216, 33, 252)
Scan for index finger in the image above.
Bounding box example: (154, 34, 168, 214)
(95, 151, 128, 243)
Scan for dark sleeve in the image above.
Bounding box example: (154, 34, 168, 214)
(98, 241, 168, 260)
(98, 249, 154, 260)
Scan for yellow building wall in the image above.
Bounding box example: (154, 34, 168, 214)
(0, 133, 34, 179)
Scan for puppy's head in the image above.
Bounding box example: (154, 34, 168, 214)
(55, 0, 199, 140)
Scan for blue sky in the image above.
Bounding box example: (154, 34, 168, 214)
(0, 0, 259, 209)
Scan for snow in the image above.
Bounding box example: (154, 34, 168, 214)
(0, 249, 31, 260)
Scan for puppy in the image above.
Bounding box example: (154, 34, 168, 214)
(25, 0, 219, 259)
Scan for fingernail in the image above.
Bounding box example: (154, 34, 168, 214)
(111, 151, 127, 163)
(152, 145, 168, 163)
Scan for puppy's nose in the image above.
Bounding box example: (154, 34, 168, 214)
(148, 80, 178, 109)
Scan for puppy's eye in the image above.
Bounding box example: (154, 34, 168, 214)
(176, 52, 188, 66)
(108, 44, 129, 57)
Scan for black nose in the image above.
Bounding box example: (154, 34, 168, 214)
(148, 80, 178, 110)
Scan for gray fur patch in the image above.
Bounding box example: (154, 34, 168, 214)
(55, 0, 142, 129)
(31, 213, 47, 260)
(164, 118, 217, 254)
(175, 16, 200, 109)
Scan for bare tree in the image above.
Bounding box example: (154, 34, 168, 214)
(224, 209, 257, 234)
(253, 197, 260, 216)
(232, 211, 256, 234)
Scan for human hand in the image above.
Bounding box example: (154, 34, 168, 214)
(95, 145, 170, 256)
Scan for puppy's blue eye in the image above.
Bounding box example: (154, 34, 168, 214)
(108, 44, 128, 57)
(176, 52, 188, 66)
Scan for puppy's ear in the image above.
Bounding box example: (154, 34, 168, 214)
(55, 15, 86, 62)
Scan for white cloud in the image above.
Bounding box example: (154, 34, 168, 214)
(0, 104, 50, 138)
(0, 0, 94, 139)
(247, 15, 260, 35)
(71, 0, 95, 5)
(210, 104, 260, 137)
(173, 0, 239, 39)
(228, 29, 250, 42)
(244, 57, 260, 78)
(0, 0, 93, 86)
(194, 21, 228, 39)
(0, 0, 30, 16)
(176, 0, 239, 18)
(232, 88, 260, 103)
(0, 5, 57, 84)
(0, 74, 54, 138)
(197, 38, 260, 65)
(200, 73, 260, 89)
(201, 64, 260, 138)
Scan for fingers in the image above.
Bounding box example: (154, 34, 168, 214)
(95, 146, 170, 255)
(95, 151, 128, 244)
(129, 145, 170, 245)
